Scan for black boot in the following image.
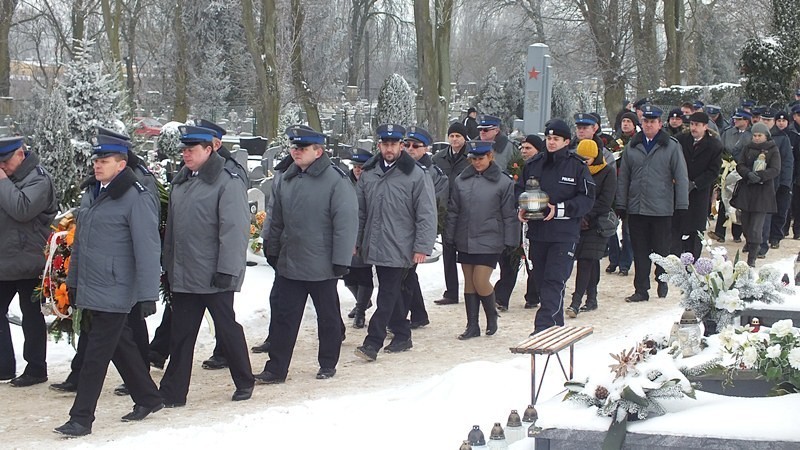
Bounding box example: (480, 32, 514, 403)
(458, 294, 481, 340)
(480, 292, 499, 336)
(346, 285, 359, 318)
(746, 243, 758, 267)
(353, 286, 373, 329)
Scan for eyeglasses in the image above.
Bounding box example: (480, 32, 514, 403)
(404, 142, 426, 149)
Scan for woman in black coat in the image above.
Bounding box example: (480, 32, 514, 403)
(730, 122, 780, 267)
(566, 140, 616, 317)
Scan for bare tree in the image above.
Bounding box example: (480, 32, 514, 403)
(241, 0, 280, 139)
(630, 0, 658, 97)
(663, 0, 684, 85)
(413, 0, 453, 138)
(289, 0, 321, 130)
(0, 0, 17, 96)
(172, 0, 189, 121)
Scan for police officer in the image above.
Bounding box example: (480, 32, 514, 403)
(616, 105, 689, 302)
(0, 136, 57, 387)
(343, 148, 375, 329)
(403, 126, 447, 329)
(354, 124, 437, 362)
(664, 108, 687, 137)
(517, 119, 595, 334)
(159, 126, 254, 406)
(446, 140, 519, 339)
(51, 127, 159, 395)
(253, 125, 357, 383)
(55, 136, 163, 437)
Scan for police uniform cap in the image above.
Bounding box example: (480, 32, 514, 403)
(96, 126, 131, 141)
(0, 136, 24, 162)
(405, 126, 432, 147)
(545, 119, 571, 139)
(465, 140, 494, 158)
(688, 112, 709, 124)
(761, 108, 778, 119)
(705, 105, 721, 115)
(573, 113, 597, 126)
(641, 105, 663, 119)
(732, 108, 753, 120)
(477, 115, 502, 129)
(751, 106, 766, 116)
(286, 124, 326, 146)
(692, 100, 705, 110)
(741, 99, 755, 108)
(91, 135, 130, 160)
(376, 124, 406, 141)
(668, 108, 683, 119)
(633, 97, 650, 109)
(791, 104, 800, 115)
(177, 125, 217, 148)
(795, 89, 800, 97)
(349, 148, 372, 164)
(776, 111, 789, 121)
(195, 119, 227, 140)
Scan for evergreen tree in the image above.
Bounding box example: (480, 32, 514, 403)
(156, 122, 183, 162)
(31, 90, 78, 206)
(551, 81, 576, 126)
(376, 73, 415, 126)
(190, 34, 231, 120)
(476, 67, 506, 117)
(503, 58, 526, 128)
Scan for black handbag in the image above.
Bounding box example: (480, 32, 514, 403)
(596, 210, 620, 238)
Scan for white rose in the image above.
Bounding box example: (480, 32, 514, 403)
(789, 348, 800, 370)
(770, 320, 795, 338)
(742, 346, 758, 368)
(766, 344, 782, 359)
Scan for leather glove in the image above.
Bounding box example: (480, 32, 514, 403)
(138, 301, 157, 319)
(746, 171, 761, 184)
(333, 265, 349, 277)
(266, 254, 278, 269)
(615, 209, 627, 220)
(68, 287, 77, 305)
(580, 217, 590, 231)
(211, 272, 235, 290)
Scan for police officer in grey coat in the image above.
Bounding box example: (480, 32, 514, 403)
(159, 126, 254, 406)
(254, 126, 357, 383)
(56, 137, 163, 437)
(354, 124, 437, 362)
(0, 136, 57, 387)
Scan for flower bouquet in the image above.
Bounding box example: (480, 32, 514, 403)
(565, 338, 695, 449)
(717, 319, 800, 394)
(650, 242, 790, 331)
(250, 210, 267, 254)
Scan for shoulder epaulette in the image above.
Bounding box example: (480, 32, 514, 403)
(501, 171, 514, 180)
(137, 163, 152, 175)
(224, 168, 240, 178)
(669, 135, 679, 143)
(432, 165, 444, 176)
(415, 160, 429, 171)
(331, 164, 348, 178)
(133, 181, 146, 193)
(36, 166, 46, 176)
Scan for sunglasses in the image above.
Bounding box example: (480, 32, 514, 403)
(404, 142, 426, 149)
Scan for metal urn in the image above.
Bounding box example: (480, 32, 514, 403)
(467, 425, 486, 446)
(488, 422, 508, 449)
(677, 309, 702, 357)
(459, 440, 473, 450)
(505, 410, 525, 444)
(519, 178, 550, 220)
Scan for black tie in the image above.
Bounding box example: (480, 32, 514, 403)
(100, 186, 107, 194)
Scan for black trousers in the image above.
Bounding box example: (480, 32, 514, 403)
(263, 276, 342, 377)
(69, 310, 161, 428)
(441, 243, 459, 301)
(714, 201, 742, 239)
(0, 279, 46, 378)
(629, 215, 672, 295)
(531, 241, 576, 333)
(159, 292, 253, 405)
(769, 186, 792, 242)
(342, 266, 373, 288)
(740, 211, 767, 247)
(789, 187, 800, 237)
(150, 301, 226, 360)
(405, 265, 428, 323)
(67, 304, 150, 383)
(670, 221, 702, 260)
(524, 264, 540, 306)
(364, 266, 412, 350)
(570, 259, 599, 310)
(494, 250, 520, 308)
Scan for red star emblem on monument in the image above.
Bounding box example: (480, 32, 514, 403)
(528, 66, 540, 80)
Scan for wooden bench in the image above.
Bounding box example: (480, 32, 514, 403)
(510, 325, 593, 405)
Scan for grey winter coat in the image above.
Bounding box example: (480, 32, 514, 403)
(417, 152, 449, 206)
(0, 151, 58, 281)
(128, 151, 160, 213)
(357, 151, 437, 268)
(219, 145, 249, 186)
(445, 162, 519, 254)
(720, 127, 752, 160)
(616, 131, 690, 217)
(164, 152, 249, 293)
(266, 153, 358, 281)
(492, 134, 521, 173)
(67, 168, 160, 313)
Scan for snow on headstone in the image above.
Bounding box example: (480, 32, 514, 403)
(247, 188, 265, 214)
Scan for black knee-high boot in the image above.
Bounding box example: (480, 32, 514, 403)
(479, 292, 499, 336)
(458, 294, 481, 340)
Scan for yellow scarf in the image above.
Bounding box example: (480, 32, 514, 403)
(588, 155, 607, 175)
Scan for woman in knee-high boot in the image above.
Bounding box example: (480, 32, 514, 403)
(445, 141, 520, 339)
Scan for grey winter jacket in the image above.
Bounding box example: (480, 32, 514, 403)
(267, 153, 358, 281)
(164, 152, 249, 293)
(0, 151, 57, 281)
(492, 134, 521, 173)
(445, 162, 519, 254)
(357, 151, 437, 268)
(67, 168, 160, 313)
(720, 127, 752, 160)
(416, 152, 449, 206)
(616, 131, 690, 216)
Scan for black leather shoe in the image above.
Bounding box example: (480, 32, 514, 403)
(163, 401, 186, 408)
(121, 403, 164, 422)
(523, 302, 539, 309)
(202, 355, 228, 370)
(148, 351, 166, 369)
(410, 319, 430, 329)
(565, 306, 578, 318)
(657, 282, 668, 298)
(434, 297, 458, 305)
(605, 264, 617, 273)
(384, 339, 413, 353)
(251, 340, 270, 354)
(355, 345, 378, 362)
(50, 380, 78, 393)
(770, 241, 780, 249)
(580, 305, 598, 312)
(9, 374, 47, 387)
(496, 304, 508, 312)
(232, 386, 253, 401)
(625, 292, 649, 303)
(114, 384, 129, 396)
(316, 368, 337, 379)
(757, 252, 766, 259)
(254, 370, 286, 385)
(54, 420, 91, 437)
(618, 269, 629, 276)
